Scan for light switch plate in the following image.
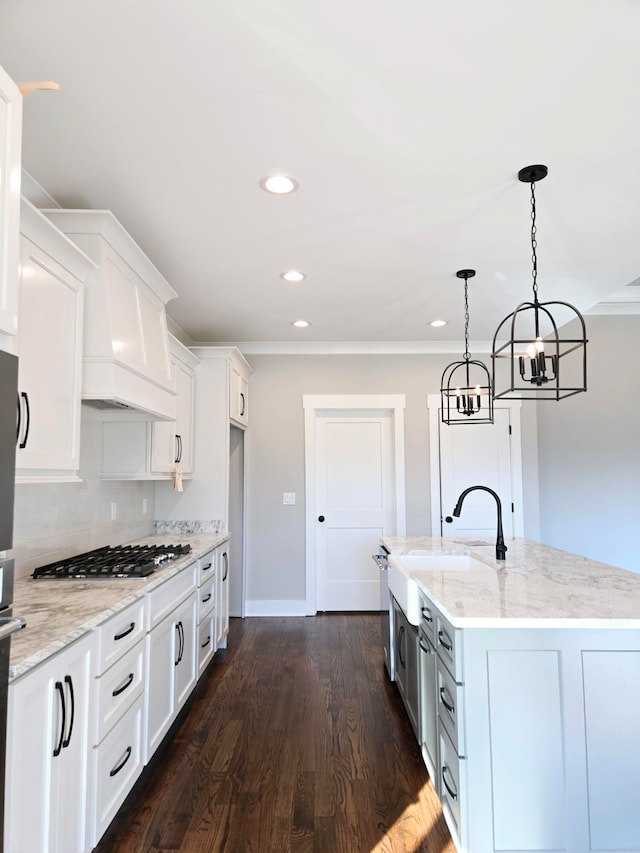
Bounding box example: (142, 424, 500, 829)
(283, 492, 296, 505)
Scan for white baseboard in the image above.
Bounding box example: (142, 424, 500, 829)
(244, 599, 309, 617)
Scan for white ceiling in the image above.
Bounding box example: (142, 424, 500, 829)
(2, 0, 639, 346)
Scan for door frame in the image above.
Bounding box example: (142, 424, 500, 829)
(303, 394, 406, 615)
(426, 395, 525, 538)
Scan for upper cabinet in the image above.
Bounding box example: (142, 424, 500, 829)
(42, 209, 177, 420)
(102, 336, 198, 480)
(229, 359, 249, 428)
(16, 200, 96, 482)
(0, 66, 22, 342)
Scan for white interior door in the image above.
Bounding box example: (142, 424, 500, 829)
(304, 395, 405, 614)
(428, 397, 524, 541)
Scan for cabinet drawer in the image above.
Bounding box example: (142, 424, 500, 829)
(439, 724, 465, 848)
(94, 639, 144, 745)
(147, 564, 197, 629)
(97, 599, 146, 674)
(198, 576, 215, 621)
(437, 656, 466, 757)
(198, 614, 215, 678)
(436, 612, 463, 681)
(419, 591, 436, 645)
(92, 694, 144, 846)
(198, 549, 216, 586)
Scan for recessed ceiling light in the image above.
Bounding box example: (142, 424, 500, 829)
(430, 319, 448, 327)
(292, 319, 310, 328)
(280, 270, 305, 282)
(259, 174, 299, 195)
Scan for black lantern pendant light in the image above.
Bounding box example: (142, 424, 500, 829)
(492, 165, 587, 401)
(440, 269, 494, 425)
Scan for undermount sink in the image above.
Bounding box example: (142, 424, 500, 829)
(388, 552, 489, 625)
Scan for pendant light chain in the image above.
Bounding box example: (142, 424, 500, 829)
(463, 277, 471, 361)
(530, 180, 539, 305)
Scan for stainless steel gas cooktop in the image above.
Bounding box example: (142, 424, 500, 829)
(32, 543, 192, 579)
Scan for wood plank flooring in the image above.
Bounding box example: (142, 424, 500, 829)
(94, 614, 455, 853)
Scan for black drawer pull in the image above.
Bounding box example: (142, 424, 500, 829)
(201, 562, 212, 572)
(53, 681, 65, 757)
(442, 765, 458, 801)
(201, 635, 211, 649)
(109, 746, 132, 777)
(419, 637, 434, 655)
(62, 675, 75, 748)
(114, 622, 135, 642)
(438, 629, 453, 652)
(440, 686, 455, 714)
(112, 672, 135, 697)
(421, 605, 433, 623)
(201, 593, 212, 603)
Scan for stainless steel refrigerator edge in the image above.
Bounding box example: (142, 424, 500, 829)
(0, 349, 26, 853)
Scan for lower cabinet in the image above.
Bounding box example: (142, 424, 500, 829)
(215, 545, 230, 649)
(6, 631, 95, 853)
(393, 597, 420, 740)
(90, 599, 146, 847)
(144, 566, 198, 762)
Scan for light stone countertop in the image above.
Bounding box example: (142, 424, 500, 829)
(9, 533, 230, 681)
(383, 536, 640, 628)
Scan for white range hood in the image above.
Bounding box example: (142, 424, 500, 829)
(43, 209, 177, 420)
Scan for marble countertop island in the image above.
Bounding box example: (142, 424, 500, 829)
(9, 532, 230, 680)
(383, 536, 640, 628)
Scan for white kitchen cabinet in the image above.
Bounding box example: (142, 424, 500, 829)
(144, 564, 198, 762)
(15, 200, 95, 482)
(215, 544, 230, 649)
(196, 548, 217, 677)
(89, 600, 146, 847)
(5, 631, 95, 853)
(151, 336, 197, 476)
(101, 335, 198, 480)
(0, 65, 21, 343)
(229, 359, 249, 428)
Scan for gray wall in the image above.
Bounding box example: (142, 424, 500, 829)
(537, 314, 640, 572)
(246, 353, 541, 604)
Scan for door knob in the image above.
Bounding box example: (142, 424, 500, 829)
(318, 515, 325, 522)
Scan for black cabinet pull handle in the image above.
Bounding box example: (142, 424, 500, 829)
(19, 392, 30, 449)
(421, 606, 433, 623)
(202, 593, 212, 603)
(398, 625, 406, 668)
(109, 746, 132, 777)
(180, 621, 185, 663)
(318, 515, 325, 523)
(240, 392, 245, 416)
(201, 562, 212, 572)
(114, 622, 135, 642)
(174, 434, 180, 463)
(201, 635, 211, 649)
(442, 765, 458, 801)
(222, 552, 228, 582)
(62, 675, 75, 748)
(112, 672, 135, 697)
(438, 629, 453, 652)
(440, 686, 455, 714)
(175, 623, 182, 666)
(178, 435, 183, 462)
(419, 637, 434, 655)
(53, 681, 66, 757)
(16, 392, 21, 444)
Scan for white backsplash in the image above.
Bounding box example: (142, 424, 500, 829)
(10, 405, 155, 579)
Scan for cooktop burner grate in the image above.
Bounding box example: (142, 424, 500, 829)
(32, 543, 192, 579)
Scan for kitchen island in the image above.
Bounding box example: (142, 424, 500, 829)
(383, 536, 640, 853)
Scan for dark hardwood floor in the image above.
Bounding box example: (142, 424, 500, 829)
(94, 614, 455, 853)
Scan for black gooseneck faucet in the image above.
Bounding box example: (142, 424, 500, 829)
(446, 485, 507, 561)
